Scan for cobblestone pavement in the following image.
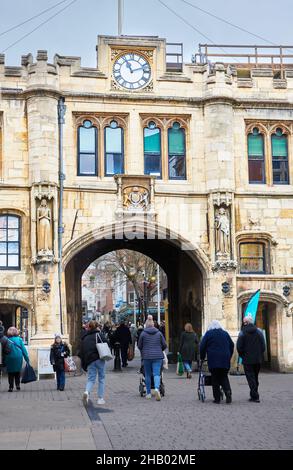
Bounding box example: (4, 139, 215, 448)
(0, 357, 292, 450)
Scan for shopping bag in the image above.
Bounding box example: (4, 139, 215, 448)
(96, 333, 113, 361)
(21, 363, 37, 384)
(176, 352, 184, 376)
(163, 351, 169, 370)
(64, 356, 77, 372)
(127, 346, 134, 361)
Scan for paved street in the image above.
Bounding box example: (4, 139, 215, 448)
(0, 357, 292, 450)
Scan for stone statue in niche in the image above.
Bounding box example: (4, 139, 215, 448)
(37, 198, 52, 254)
(215, 207, 230, 257)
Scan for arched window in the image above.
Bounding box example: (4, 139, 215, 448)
(0, 215, 21, 270)
(168, 122, 186, 179)
(77, 120, 98, 176)
(144, 121, 162, 177)
(271, 128, 289, 184)
(104, 120, 124, 176)
(239, 242, 266, 274)
(248, 127, 265, 184)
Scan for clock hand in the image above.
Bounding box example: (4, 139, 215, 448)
(131, 66, 150, 73)
(124, 59, 133, 73)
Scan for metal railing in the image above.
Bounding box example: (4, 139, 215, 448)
(166, 42, 183, 72)
(194, 44, 293, 74)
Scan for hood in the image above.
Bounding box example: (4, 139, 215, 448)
(243, 324, 258, 334)
(144, 327, 159, 335)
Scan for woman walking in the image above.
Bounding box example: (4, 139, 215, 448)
(179, 323, 199, 379)
(5, 327, 29, 392)
(80, 320, 108, 406)
(50, 333, 70, 391)
(200, 320, 234, 404)
(138, 318, 167, 401)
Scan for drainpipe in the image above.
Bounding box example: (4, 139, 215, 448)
(58, 97, 66, 335)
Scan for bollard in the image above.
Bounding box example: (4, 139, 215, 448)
(113, 341, 122, 371)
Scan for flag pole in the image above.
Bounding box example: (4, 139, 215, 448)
(118, 0, 123, 36)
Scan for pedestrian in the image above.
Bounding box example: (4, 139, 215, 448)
(129, 323, 138, 353)
(108, 324, 117, 355)
(80, 320, 108, 406)
(159, 321, 166, 339)
(50, 333, 70, 391)
(179, 323, 199, 379)
(200, 320, 234, 404)
(236, 314, 265, 403)
(138, 318, 167, 401)
(0, 322, 11, 368)
(115, 321, 132, 368)
(5, 327, 29, 392)
(137, 324, 144, 342)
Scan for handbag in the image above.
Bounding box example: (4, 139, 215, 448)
(21, 363, 37, 384)
(96, 333, 113, 361)
(127, 345, 134, 361)
(64, 356, 77, 372)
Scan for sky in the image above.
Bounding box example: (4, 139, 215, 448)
(0, 0, 293, 66)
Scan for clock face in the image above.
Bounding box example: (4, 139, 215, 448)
(113, 52, 151, 90)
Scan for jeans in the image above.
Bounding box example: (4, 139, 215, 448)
(210, 368, 232, 402)
(56, 369, 65, 390)
(183, 361, 192, 372)
(86, 359, 106, 399)
(143, 359, 163, 394)
(244, 364, 261, 400)
(8, 372, 20, 389)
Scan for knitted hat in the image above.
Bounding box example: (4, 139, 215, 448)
(54, 332, 62, 339)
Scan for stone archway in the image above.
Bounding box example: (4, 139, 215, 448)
(0, 299, 31, 344)
(238, 290, 289, 371)
(63, 220, 209, 354)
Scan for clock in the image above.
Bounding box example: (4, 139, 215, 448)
(113, 52, 151, 90)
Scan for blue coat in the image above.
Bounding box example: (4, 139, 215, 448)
(200, 328, 234, 371)
(4, 336, 29, 373)
(138, 327, 167, 360)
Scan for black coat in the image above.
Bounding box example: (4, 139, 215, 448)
(179, 331, 199, 362)
(237, 324, 266, 365)
(79, 329, 107, 371)
(200, 329, 234, 371)
(115, 325, 132, 347)
(50, 342, 70, 371)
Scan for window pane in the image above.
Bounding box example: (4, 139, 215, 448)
(0, 255, 6, 267)
(273, 160, 289, 184)
(168, 127, 185, 155)
(8, 255, 19, 267)
(8, 242, 19, 254)
(248, 134, 263, 156)
(248, 160, 265, 183)
(0, 216, 7, 229)
(240, 258, 264, 273)
(144, 128, 161, 153)
(145, 154, 161, 176)
(79, 154, 96, 175)
(79, 127, 96, 153)
(105, 153, 123, 175)
(240, 243, 264, 257)
(272, 135, 287, 157)
(0, 230, 6, 242)
(169, 155, 186, 179)
(0, 242, 6, 254)
(105, 127, 122, 153)
(8, 216, 19, 229)
(8, 229, 19, 241)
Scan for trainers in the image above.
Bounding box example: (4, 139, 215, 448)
(97, 398, 105, 405)
(82, 391, 89, 406)
(146, 394, 152, 399)
(154, 389, 161, 401)
(249, 398, 260, 403)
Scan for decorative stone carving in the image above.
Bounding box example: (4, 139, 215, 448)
(115, 175, 156, 220)
(212, 260, 238, 272)
(212, 192, 232, 208)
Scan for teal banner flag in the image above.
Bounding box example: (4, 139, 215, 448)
(238, 290, 261, 367)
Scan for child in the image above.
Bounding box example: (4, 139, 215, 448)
(50, 333, 70, 391)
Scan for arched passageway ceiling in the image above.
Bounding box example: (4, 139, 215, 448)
(63, 221, 210, 279)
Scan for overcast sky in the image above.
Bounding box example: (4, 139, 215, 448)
(1, 0, 293, 66)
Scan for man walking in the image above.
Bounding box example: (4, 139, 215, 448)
(237, 314, 265, 403)
(115, 321, 132, 368)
